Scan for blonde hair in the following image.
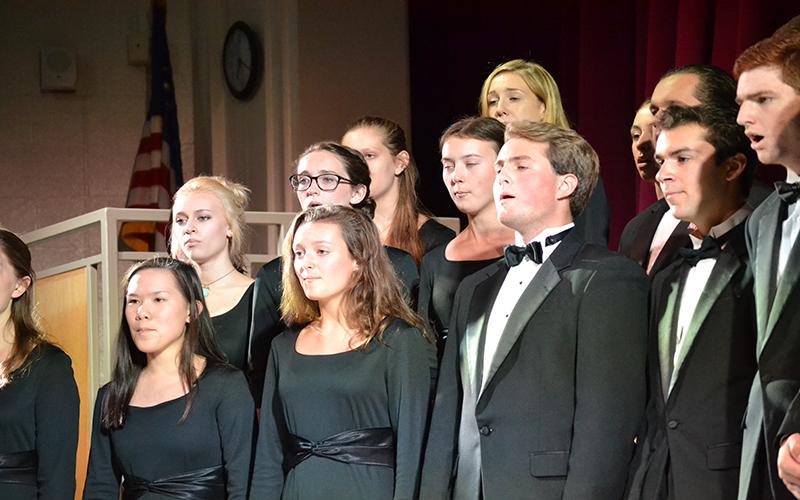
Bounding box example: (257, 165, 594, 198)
(171, 176, 251, 272)
(479, 59, 570, 129)
(280, 205, 431, 346)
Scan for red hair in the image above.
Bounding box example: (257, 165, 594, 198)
(734, 33, 800, 93)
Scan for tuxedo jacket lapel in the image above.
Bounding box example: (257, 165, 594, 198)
(630, 201, 668, 266)
(462, 264, 506, 397)
(765, 227, 800, 350)
(668, 249, 742, 395)
(657, 271, 682, 400)
(650, 221, 691, 275)
(756, 203, 782, 356)
(477, 236, 581, 402)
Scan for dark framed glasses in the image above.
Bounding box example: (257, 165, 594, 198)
(289, 173, 355, 192)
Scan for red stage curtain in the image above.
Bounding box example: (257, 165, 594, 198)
(408, 0, 799, 248)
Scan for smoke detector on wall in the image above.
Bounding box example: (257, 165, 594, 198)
(40, 47, 77, 92)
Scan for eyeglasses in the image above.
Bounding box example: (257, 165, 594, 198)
(289, 173, 355, 192)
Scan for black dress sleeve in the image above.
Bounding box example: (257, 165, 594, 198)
(417, 250, 436, 328)
(83, 386, 122, 499)
(251, 258, 286, 408)
(215, 369, 256, 500)
(386, 247, 420, 307)
(418, 219, 456, 254)
(35, 346, 80, 500)
(385, 324, 437, 500)
(250, 336, 287, 500)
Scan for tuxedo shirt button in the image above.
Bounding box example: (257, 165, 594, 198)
(479, 425, 492, 436)
(667, 419, 679, 430)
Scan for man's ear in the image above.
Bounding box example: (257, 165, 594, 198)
(556, 174, 578, 200)
(722, 153, 748, 183)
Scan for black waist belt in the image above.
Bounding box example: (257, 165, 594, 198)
(284, 427, 395, 471)
(122, 464, 225, 500)
(0, 450, 37, 486)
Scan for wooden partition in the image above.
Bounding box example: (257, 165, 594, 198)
(36, 267, 95, 500)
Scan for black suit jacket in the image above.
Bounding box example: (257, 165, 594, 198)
(618, 199, 691, 277)
(739, 192, 800, 500)
(626, 221, 757, 500)
(420, 232, 648, 500)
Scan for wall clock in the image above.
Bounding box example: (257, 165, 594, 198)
(222, 21, 262, 100)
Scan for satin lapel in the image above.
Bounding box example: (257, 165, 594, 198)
(461, 264, 506, 397)
(650, 221, 691, 275)
(657, 271, 681, 400)
(478, 258, 562, 400)
(631, 202, 667, 266)
(764, 226, 800, 352)
(756, 201, 782, 356)
(668, 249, 741, 395)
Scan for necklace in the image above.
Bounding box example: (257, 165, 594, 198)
(202, 268, 236, 297)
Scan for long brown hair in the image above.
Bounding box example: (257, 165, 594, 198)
(344, 116, 428, 264)
(0, 229, 44, 383)
(101, 257, 227, 429)
(280, 206, 431, 346)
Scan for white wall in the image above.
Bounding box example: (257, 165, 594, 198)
(0, 0, 196, 269)
(0, 0, 411, 271)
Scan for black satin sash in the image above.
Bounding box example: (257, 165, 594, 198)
(0, 450, 37, 485)
(122, 464, 225, 500)
(284, 427, 395, 471)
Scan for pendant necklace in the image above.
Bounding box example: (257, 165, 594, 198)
(202, 268, 236, 297)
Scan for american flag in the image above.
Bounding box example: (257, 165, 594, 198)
(119, 0, 183, 251)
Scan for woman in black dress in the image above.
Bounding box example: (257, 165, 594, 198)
(255, 142, 419, 369)
(418, 117, 514, 357)
(343, 116, 455, 262)
(0, 229, 79, 499)
(250, 205, 437, 500)
(83, 257, 254, 499)
(170, 175, 270, 402)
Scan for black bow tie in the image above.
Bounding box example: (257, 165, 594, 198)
(678, 236, 722, 266)
(504, 228, 571, 267)
(775, 181, 800, 205)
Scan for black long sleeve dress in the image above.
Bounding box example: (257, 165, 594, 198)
(250, 319, 437, 500)
(83, 364, 254, 500)
(418, 219, 456, 254)
(0, 343, 79, 500)
(210, 281, 274, 405)
(251, 247, 421, 406)
(417, 244, 498, 358)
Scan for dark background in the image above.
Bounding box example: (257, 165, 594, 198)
(408, 0, 800, 248)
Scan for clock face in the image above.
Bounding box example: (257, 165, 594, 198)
(223, 22, 261, 100)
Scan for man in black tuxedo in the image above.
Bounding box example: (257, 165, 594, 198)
(625, 104, 757, 500)
(420, 121, 648, 499)
(735, 32, 800, 500)
(619, 65, 770, 276)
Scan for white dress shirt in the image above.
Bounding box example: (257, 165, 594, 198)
(481, 223, 574, 392)
(673, 207, 751, 371)
(778, 170, 800, 284)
